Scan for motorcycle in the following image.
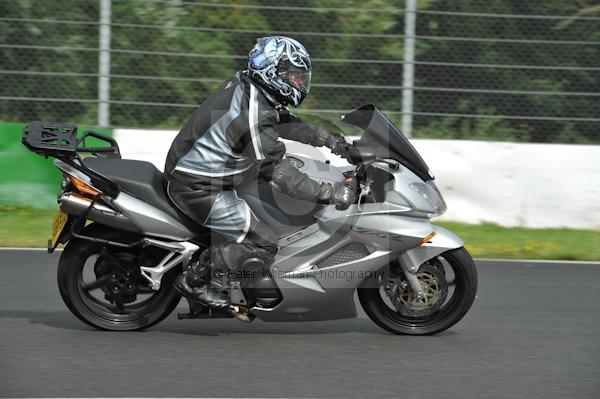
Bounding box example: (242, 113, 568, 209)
(22, 104, 477, 335)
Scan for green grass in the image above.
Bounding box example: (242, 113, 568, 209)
(0, 206, 59, 248)
(0, 205, 598, 261)
(436, 221, 600, 261)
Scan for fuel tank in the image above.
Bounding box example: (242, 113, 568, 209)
(285, 154, 345, 185)
(238, 155, 346, 237)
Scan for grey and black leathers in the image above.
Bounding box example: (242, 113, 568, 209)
(165, 71, 350, 255)
(165, 71, 340, 204)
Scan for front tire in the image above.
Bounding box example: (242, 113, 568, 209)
(57, 226, 181, 331)
(358, 247, 477, 335)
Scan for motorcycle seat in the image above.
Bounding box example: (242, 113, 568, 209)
(82, 157, 201, 231)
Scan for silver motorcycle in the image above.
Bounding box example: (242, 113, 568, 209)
(22, 104, 477, 335)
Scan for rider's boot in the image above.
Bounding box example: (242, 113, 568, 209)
(174, 250, 231, 309)
(174, 274, 231, 309)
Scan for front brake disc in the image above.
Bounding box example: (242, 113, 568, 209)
(388, 264, 449, 317)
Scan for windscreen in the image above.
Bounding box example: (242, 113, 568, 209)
(341, 104, 433, 181)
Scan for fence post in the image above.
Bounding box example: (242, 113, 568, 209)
(98, 0, 111, 127)
(401, 0, 416, 138)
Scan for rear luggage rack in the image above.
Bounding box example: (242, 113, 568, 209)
(22, 122, 78, 158)
(22, 121, 121, 159)
(22, 121, 121, 196)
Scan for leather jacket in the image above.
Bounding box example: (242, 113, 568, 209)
(165, 71, 338, 201)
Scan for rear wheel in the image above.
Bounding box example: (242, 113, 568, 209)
(57, 225, 181, 331)
(358, 247, 477, 335)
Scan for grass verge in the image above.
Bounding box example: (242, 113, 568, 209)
(0, 206, 598, 261)
(0, 206, 58, 248)
(436, 221, 599, 261)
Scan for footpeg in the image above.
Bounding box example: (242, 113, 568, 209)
(177, 311, 232, 319)
(177, 306, 237, 319)
(176, 300, 253, 321)
(228, 305, 253, 323)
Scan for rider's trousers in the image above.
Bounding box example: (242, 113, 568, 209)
(167, 175, 278, 272)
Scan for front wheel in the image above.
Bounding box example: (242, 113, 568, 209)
(57, 225, 182, 331)
(358, 247, 477, 335)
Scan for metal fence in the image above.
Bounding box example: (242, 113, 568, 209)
(1, 0, 599, 143)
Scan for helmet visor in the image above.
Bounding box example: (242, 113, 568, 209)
(279, 66, 311, 93)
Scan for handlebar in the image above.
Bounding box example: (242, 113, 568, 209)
(336, 143, 399, 206)
(344, 142, 397, 168)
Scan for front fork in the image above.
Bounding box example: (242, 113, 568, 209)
(398, 253, 426, 300)
(397, 224, 465, 297)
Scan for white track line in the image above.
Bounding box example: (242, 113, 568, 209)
(0, 247, 63, 251)
(475, 258, 600, 265)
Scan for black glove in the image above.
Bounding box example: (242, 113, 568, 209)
(330, 140, 349, 159)
(326, 134, 349, 159)
(318, 179, 357, 210)
(316, 128, 349, 159)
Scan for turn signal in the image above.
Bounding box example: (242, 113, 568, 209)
(413, 232, 437, 248)
(66, 174, 101, 197)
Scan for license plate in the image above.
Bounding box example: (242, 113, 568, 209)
(50, 211, 69, 249)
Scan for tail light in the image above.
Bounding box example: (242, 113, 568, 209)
(64, 173, 101, 197)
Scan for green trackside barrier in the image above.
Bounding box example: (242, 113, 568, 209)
(0, 122, 113, 208)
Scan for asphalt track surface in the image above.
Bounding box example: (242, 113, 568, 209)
(0, 250, 599, 398)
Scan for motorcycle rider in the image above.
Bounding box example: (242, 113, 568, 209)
(165, 36, 357, 309)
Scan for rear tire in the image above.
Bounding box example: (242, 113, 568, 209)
(57, 225, 181, 331)
(358, 247, 477, 335)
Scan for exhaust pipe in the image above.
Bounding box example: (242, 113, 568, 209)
(59, 192, 139, 233)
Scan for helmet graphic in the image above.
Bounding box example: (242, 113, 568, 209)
(248, 36, 311, 107)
